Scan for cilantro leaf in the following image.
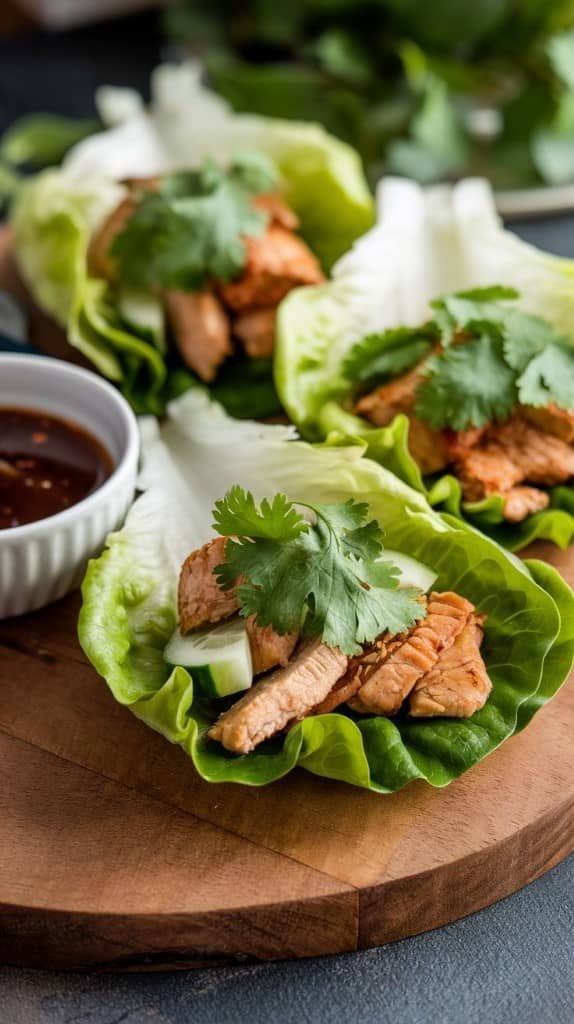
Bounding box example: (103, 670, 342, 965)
(343, 327, 434, 386)
(430, 295, 508, 346)
(415, 335, 517, 430)
(110, 194, 204, 291)
(213, 491, 424, 655)
(213, 485, 308, 542)
(502, 309, 565, 372)
(230, 150, 279, 194)
(516, 341, 574, 410)
(111, 155, 275, 291)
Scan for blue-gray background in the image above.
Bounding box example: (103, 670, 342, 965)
(1, 11, 573, 1024)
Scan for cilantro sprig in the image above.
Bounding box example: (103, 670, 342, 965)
(346, 286, 574, 432)
(213, 486, 425, 656)
(111, 152, 279, 291)
(342, 326, 435, 387)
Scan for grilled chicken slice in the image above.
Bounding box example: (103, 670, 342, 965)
(234, 307, 277, 358)
(409, 615, 491, 717)
(356, 364, 449, 474)
(442, 426, 488, 461)
(355, 362, 424, 425)
(350, 591, 474, 715)
(246, 616, 298, 676)
(164, 290, 232, 383)
(406, 418, 450, 474)
(179, 537, 239, 633)
(311, 668, 365, 715)
(253, 193, 300, 231)
(87, 196, 136, 281)
(458, 415, 574, 515)
(523, 404, 574, 444)
(179, 538, 297, 675)
(208, 639, 348, 754)
(218, 225, 324, 312)
(503, 486, 550, 522)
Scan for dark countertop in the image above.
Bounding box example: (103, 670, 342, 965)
(1, 12, 573, 1024)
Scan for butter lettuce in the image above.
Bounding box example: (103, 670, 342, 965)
(11, 61, 373, 415)
(276, 176, 574, 550)
(68, 62, 374, 271)
(79, 392, 573, 791)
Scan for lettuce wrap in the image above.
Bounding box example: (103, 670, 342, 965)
(79, 392, 573, 791)
(276, 177, 574, 551)
(11, 62, 373, 417)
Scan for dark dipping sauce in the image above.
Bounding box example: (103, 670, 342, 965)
(0, 408, 113, 529)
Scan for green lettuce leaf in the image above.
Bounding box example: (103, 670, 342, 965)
(275, 177, 574, 550)
(12, 63, 372, 416)
(79, 392, 573, 791)
(67, 62, 374, 272)
(11, 169, 125, 327)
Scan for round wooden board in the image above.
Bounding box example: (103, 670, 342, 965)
(1, 232, 574, 971)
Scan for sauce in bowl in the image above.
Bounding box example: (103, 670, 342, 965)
(0, 408, 113, 529)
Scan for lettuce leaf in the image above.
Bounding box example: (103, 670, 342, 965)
(12, 63, 372, 417)
(79, 392, 573, 791)
(275, 177, 574, 550)
(65, 61, 374, 272)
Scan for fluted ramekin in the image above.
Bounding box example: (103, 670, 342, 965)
(0, 355, 139, 618)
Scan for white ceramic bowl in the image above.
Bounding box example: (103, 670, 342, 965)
(0, 355, 139, 618)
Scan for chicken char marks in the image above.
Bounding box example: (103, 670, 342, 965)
(347, 591, 474, 715)
(457, 414, 574, 518)
(357, 362, 574, 522)
(179, 539, 491, 754)
(409, 614, 491, 717)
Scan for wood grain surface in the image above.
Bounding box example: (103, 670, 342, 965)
(0, 233, 573, 970)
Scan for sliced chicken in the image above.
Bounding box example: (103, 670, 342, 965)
(458, 415, 574, 514)
(87, 196, 136, 281)
(409, 615, 491, 718)
(179, 539, 297, 674)
(356, 362, 423, 425)
(350, 591, 474, 715)
(442, 426, 488, 461)
(406, 418, 450, 474)
(164, 290, 232, 383)
(254, 193, 300, 231)
(356, 364, 449, 474)
(246, 616, 298, 676)
(234, 307, 277, 358)
(178, 537, 238, 634)
(503, 486, 550, 522)
(218, 224, 324, 312)
(311, 668, 365, 715)
(523, 404, 574, 444)
(208, 639, 348, 754)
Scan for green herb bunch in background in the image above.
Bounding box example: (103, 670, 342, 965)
(166, 0, 574, 188)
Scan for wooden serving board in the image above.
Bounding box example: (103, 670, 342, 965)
(1, 233, 574, 970)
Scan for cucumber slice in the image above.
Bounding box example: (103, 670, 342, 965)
(164, 618, 253, 698)
(118, 288, 166, 353)
(377, 550, 437, 592)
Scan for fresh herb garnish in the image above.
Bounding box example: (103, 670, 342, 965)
(415, 335, 517, 431)
(111, 152, 279, 291)
(347, 286, 574, 431)
(342, 326, 435, 387)
(429, 286, 519, 346)
(213, 486, 424, 656)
